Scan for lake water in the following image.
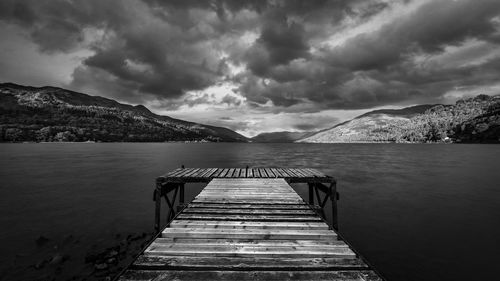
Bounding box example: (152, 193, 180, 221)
(0, 143, 499, 281)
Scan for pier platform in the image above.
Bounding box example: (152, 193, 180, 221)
(117, 168, 383, 281)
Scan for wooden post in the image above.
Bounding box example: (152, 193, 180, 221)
(154, 180, 162, 233)
(308, 183, 314, 205)
(331, 180, 338, 231)
(179, 183, 184, 204)
(177, 183, 185, 212)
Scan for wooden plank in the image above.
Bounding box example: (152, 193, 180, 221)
(196, 168, 210, 177)
(259, 168, 268, 178)
(195, 190, 300, 194)
(230, 168, 238, 178)
(190, 168, 208, 177)
(279, 168, 293, 177)
(149, 238, 350, 246)
(145, 245, 355, 258)
(235, 168, 242, 178)
(286, 168, 301, 178)
(296, 168, 312, 177)
(154, 238, 343, 246)
(307, 168, 326, 177)
(184, 168, 202, 177)
(265, 168, 275, 177)
(199, 168, 215, 177)
(196, 189, 299, 193)
(219, 168, 230, 178)
(118, 270, 382, 281)
(133, 256, 368, 270)
(210, 168, 223, 178)
(182, 208, 316, 215)
(303, 168, 319, 177)
(194, 198, 303, 202)
(169, 221, 329, 230)
(225, 168, 235, 178)
(175, 168, 194, 177)
(189, 201, 305, 205)
(162, 228, 337, 240)
(251, 168, 258, 178)
(281, 168, 294, 177)
(208, 168, 220, 177)
(164, 168, 183, 177)
(192, 199, 305, 204)
(271, 168, 283, 177)
(187, 203, 310, 209)
(176, 213, 323, 222)
(196, 194, 301, 198)
(298, 168, 314, 177)
(154, 238, 345, 245)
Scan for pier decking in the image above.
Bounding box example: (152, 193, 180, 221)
(118, 168, 383, 281)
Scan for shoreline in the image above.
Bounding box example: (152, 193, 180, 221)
(0, 141, 498, 144)
(1, 231, 154, 281)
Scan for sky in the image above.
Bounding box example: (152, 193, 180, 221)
(1, 0, 500, 137)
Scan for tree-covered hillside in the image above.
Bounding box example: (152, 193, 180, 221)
(300, 95, 500, 143)
(0, 83, 247, 142)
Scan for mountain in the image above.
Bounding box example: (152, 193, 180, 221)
(0, 83, 248, 142)
(298, 105, 436, 143)
(355, 104, 438, 119)
(250, 131, 316, 143)
(298, 97, 500, 143)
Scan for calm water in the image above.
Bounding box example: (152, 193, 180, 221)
(0, 143, 499, 280)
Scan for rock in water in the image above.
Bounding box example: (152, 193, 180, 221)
(35, 235, 50, 247)
(95, 263, 108, 270)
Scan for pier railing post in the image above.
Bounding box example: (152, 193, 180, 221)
(308, 183, 314, 205)
(178, 183, 185, 212)
(154, 179, 162, 233)
(330, 180, 338, 231)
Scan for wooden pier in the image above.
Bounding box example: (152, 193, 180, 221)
(118, 168, 383, 281)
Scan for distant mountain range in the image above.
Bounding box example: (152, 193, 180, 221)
(250, 131, 316, 143)
(2, 82, 499, 143)
(298, 95, 500, 143)
(0, 83, 247, 142)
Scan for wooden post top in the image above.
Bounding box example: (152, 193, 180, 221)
(157, 167, 335, 184)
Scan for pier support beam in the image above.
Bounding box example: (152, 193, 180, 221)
(330, 181, 338, 231)
(154, 180, 162, 233)
(306, 180, 338, 231)
(178, 183, 185, 212)
(308, 183, 314, 205)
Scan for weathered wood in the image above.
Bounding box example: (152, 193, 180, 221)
(183, 208, 316, 215)
(145, 244, 355, 258)
(154, 184, 161, 232)
(122, 176, 382, 281)
(168, 221, 329, 230)
(132, 256, 368, 270)
(331, 181, 339, 231)
(193, 198, 305, 204)
(187, 203, 311, 209)
(176, 214, 323, 222)
(159, 167, 334, 184)
(119, 270, 382, 281)
(165, 168, 183, 177)
(154, 238, 344, 245)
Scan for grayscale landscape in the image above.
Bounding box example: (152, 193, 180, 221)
(1, 1, 499, 281)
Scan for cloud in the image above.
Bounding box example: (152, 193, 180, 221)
(2, 0, 500, 134)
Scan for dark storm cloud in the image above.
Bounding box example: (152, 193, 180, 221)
(245, 10, 309, 76)
(236, 0, 500, 110)
(1, 0, 500, 118)
(326, 0, 500, 71)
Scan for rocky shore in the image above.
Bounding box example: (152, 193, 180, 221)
(1, 232, 154, 281)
